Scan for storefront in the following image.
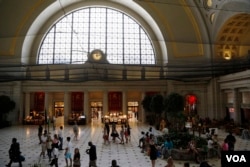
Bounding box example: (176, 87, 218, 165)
(21, 80, 168, 125)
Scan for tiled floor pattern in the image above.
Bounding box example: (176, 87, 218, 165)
(0, 120, 249, 167)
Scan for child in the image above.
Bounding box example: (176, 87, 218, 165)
(73, 148, 81, 167)
(46, 135, 53, 161)
(103, 125, 110, 145)
(119, 125, 125, 144)
(50, 144, 59, 167)
(40, 132, 47, 159)
(138, 131, 145, 148)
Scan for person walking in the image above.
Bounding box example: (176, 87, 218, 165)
(149, 141, 158, 167)
(105, 123, 110, 141)
(73, 148, 81, 167)
(38, 124, 43, 144)
(103, 124, 110, 145)
(46, 135, 53, 162)
(86, 141, 97, 167)
(58, 126, 64, 150)
(226, 131, 236, 151)
(6, 138, 22, 167)
(183, 162, 190, 167)
(52, 134, 60, 148)
(124, 123, 131, 143)
(164, 156, 175, 167)
(65, 137, 73, 167)
(111, 159, 120, 167)
(119, 125, 125, 144)
(188, 139, 200, 164)
(73, 121, 79, 141)
(221, 138, 229, 151)
(162, 137, 174, 158)
(138, 131, 145, 148)
(111, 124, 120, 143)
(50, 143, 59, 167)
(52, 116, 56, 131)
(40, 130, 48, 159)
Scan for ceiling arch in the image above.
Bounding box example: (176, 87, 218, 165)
(22, 0, 167, 65)
(215, 14, 250, 60)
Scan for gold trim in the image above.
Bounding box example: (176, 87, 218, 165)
(0, 0, 46, 56)
(147, 0, 203, 58)
(180, 0, 203, 57)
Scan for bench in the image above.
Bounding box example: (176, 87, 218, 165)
(169, 148, 214, 161)
(171, 149, 195, 160)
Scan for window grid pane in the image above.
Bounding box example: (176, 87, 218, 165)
(38, 7, 155, 65)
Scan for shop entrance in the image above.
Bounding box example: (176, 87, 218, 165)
(54, 101, 64, 126)
(127, 101, 139, 121)
(90, 101, 103, 122)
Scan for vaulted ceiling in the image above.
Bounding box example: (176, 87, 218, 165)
(0, 0, 249, 82)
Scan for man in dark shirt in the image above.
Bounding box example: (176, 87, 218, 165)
(111, 159, 120, 167)
(6, 138, 22, 167)
(86, 141, 97, 167)
(38, 124, 43, 144)
(226, 131, 236, 151)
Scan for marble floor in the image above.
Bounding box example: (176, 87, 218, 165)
(0, 119, 249, 167)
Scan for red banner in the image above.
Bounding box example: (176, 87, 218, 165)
(71, 92, 83, 111)
(108, 92, 122, 112)
(34, 92, 45, 111)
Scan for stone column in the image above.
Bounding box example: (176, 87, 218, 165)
(84, 91, 89, 123)
(219, 91, 227, 120)
(25, 92, 31, 118)
(44, 92, 50, 132)
(122, 91, 127, 115)
(103, 91, 108, 116)
(233, 89, 241, 124)
(12, 81, 22, 124)
(140, 92, 146, 123)
(45, 92, 49, 116)
(64, 92, 70, 124)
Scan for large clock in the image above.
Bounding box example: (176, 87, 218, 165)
(92, 50, 103, 60)
(90, 49, 104, 61)
(88, 49, 109, 64)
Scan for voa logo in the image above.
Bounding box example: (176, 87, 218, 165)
(226, 155, 246, 162)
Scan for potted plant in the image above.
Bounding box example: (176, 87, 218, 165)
(0, 95, 15, 128)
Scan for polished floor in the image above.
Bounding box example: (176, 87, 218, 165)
(0, 118, 249, 167)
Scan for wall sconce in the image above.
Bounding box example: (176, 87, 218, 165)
(223, 51, 232, 60)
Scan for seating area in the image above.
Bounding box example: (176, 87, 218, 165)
(2, 119, 250, 167)
(23, 116, 45, 125)
(241, 129, 250, 139)
(171, 149, 196, 160)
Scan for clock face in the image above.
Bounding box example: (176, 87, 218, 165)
(91, 50, 103, 61)
(93, 52, 102, 60)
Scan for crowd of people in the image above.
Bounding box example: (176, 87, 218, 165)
(6, 120, 98, 167)
(37, 122, 88, 167)
(6, 120, 133, 167)
(5, 116, 238, 167)
(103, 122, 131, 145)
(138, 117, 238, 167)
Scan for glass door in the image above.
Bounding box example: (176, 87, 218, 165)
(90, 101, 103, 121)
(54, 101, 64, 117)
(127, 101, 139, 121)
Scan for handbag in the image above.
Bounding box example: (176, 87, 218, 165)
(13, 155, 25, 162)
(73, 159, 81, 165)
(20, 155, 25, 161)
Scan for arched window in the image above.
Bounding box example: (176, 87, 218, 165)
(38, 7, 155, 65)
